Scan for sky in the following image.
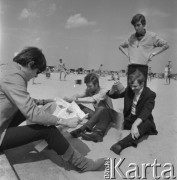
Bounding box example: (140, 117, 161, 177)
(0, 0, 177, 73)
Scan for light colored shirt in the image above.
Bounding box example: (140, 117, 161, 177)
(58, 62, 65, 71)
(83, 87, 113, 109)
(120, 31, 168, 65)
(164, 67, 168, 76)
(0, 62, 58, 145)
(131, 88, 144, 115)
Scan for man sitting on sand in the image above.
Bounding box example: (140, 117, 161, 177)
(64, 73, 114, 142)
(107, 69, 158, 155)
(0, 47, 105, 172)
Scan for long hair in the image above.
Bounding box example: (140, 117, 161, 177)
(84, 73, 99, 86)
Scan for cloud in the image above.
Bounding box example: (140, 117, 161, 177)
(19, 0, 56, 21)
(35, 37, 40, 42)
(28, 0, 56, 16)
(65, 14, 96, 29)
(27, 37, 41, 45)
(138, 8, 170, 18)
(19, 8, 38, 20)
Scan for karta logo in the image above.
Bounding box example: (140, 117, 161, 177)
(104, 158, 176, 179)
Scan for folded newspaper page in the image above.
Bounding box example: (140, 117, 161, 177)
(53, 98, 88, 119)
(35, 98, 88, 152)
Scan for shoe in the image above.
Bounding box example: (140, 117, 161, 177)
(70, 128, 82, 138)
(62, 145, 105, 172)
(70, 125, 91, 138)
(110, 143, 123, 155)
(80, 132, 103, 142)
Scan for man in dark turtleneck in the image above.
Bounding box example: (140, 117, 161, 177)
(119, 14, 169, 86)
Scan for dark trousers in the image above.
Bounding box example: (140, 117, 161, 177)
(0, 110, 69, 155)
(119, 116, 157, 148)
(78, 104, 112, 135)
(127, 64, 148, 87)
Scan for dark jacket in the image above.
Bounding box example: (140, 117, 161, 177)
(107, 86, 157, 133)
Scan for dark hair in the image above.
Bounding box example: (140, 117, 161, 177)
(13, 47, 46, 73)
(84, 73, 99, 86)
(128, 69, 145, 85)
(131, 14, 146, 26)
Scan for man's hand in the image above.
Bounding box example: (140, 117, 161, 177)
(147, 53, 155, 64)
(119, 46, 129, 58)
(61, 117, 80, 128)
(131, 124, 140, 140)
(109, 82, 120, 95)
(63, 97, 75, 103)
(44, 99, 55, 105)
(79, 118, 88, 125)
(109, 81, 125, 95)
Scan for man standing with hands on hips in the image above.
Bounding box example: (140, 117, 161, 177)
(119, 14, 169, 86)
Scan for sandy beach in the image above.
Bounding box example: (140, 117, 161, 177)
(2, 73, 177, 180)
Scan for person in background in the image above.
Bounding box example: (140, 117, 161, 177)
(57, 59, 67, 81)
(0, 47, 105, 172)
(98, 64, 103, 77)
(46, 66, 51, 79)
(148, 67, 152, 82)
(165, 61, 172, 85)
(107, 69, 158, 155)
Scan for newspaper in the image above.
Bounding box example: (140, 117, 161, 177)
(53, 97, 88, 119)
(35, 98, 88, 152)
